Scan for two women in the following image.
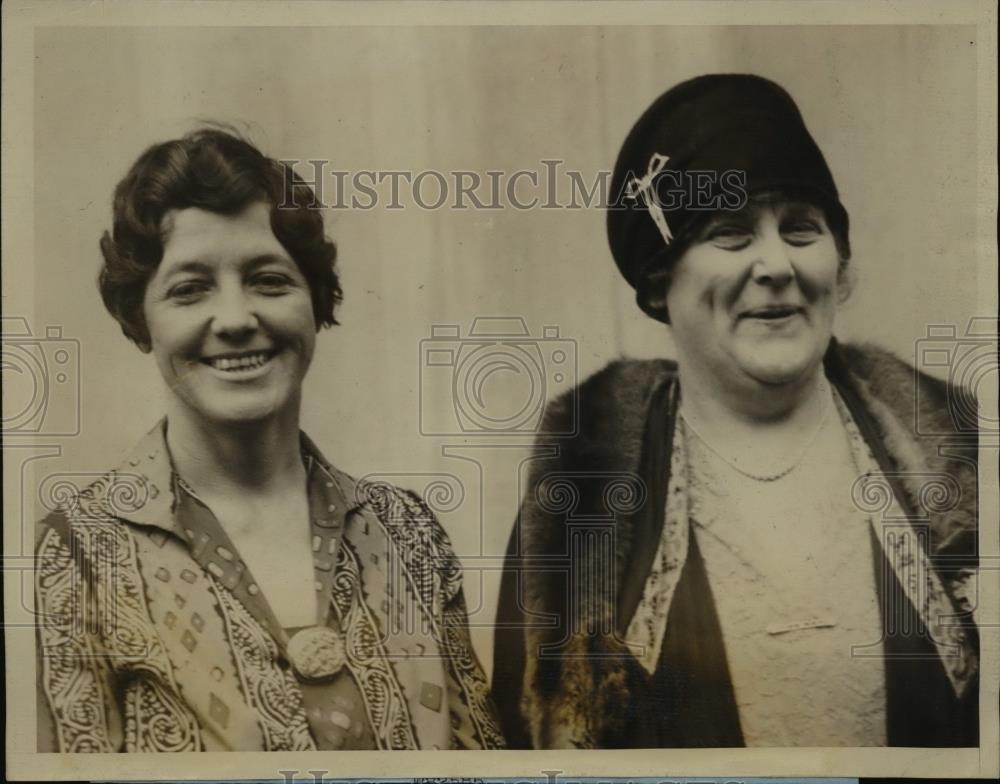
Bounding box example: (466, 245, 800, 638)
(493, 74, 979, 748)
(35, 130, 504, 751)
(37, 74, 981, 753)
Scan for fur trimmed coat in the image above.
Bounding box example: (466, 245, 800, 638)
(492, 341, 979, 749)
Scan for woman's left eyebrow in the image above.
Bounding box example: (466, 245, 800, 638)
(159, 259, 213, 280)
(242, 253, 295, 271)
(781, 203, 822, 220)
(703, 207, 754, 228)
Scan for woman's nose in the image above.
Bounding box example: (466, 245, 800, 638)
(750, 227, 795, 286)
(210, 287, 259, 337)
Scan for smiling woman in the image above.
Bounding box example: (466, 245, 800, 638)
(665, 196, 848, 414)
(35, 128, 505, 752)
(493, 74, 980, 750)
(142, 204, 318, 428)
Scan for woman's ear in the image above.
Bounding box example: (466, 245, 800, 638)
(836, 257, 856, 305)
(637, 267, 673, 324)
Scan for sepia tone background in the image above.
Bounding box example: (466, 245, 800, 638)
(4, 0, 997, 779)
(22, 24, 983, 680)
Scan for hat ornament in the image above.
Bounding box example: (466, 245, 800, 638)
(625, 152, 674, 245)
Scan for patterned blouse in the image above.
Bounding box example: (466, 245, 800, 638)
(35, 421, 506, 752)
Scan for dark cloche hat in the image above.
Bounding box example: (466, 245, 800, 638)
(607, 73, 850, 323)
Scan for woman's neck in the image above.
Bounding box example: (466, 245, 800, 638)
(164, 401, 306, 499)
(677, 364, 832, 482)
(677, 361, 829, 440)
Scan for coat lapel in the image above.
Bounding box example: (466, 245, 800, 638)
(513, 341, 979, 748)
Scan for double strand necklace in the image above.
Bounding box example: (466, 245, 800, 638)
(680, 382, 832, 482)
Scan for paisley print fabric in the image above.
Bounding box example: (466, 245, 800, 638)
(35, 421, 506, 752)
(360, 485, 506, 750)
(37, 499, 202, 752)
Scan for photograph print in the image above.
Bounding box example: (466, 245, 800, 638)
(2, 1, 997, 780)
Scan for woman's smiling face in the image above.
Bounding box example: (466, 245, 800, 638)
(142, 201, 317, 426)
(666, 198, 844, 391)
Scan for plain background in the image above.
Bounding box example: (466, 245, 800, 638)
(22, 24, 983, 677)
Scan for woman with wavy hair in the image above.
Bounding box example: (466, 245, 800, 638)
(35, 128, 504, 752)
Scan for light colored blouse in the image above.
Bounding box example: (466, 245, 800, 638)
(685, 386, 887, 746)
(624, 383, 976, 746)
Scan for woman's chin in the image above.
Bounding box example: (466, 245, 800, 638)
(738, 353, 819, 388)
(173, 390, 290, 428)
(212, 408, 279, 426)
(732, 336, 827, 388)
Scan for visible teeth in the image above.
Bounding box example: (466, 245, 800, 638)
(209, 352, 272, 371)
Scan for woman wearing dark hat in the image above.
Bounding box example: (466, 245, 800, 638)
(35, 128, 505, 752)
(492, 74, 979, 748)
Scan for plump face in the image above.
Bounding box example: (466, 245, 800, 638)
(665, 199, 842, 391)
(142, 201, 317, 426)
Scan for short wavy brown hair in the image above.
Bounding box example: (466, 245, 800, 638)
(98, 127, 341, 350)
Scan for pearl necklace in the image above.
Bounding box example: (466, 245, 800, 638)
(679, 384, 832, 483)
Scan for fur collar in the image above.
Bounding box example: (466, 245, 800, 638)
(516, 342, 978, 748)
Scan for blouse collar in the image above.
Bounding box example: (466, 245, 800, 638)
(107, 418, 363, 538)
